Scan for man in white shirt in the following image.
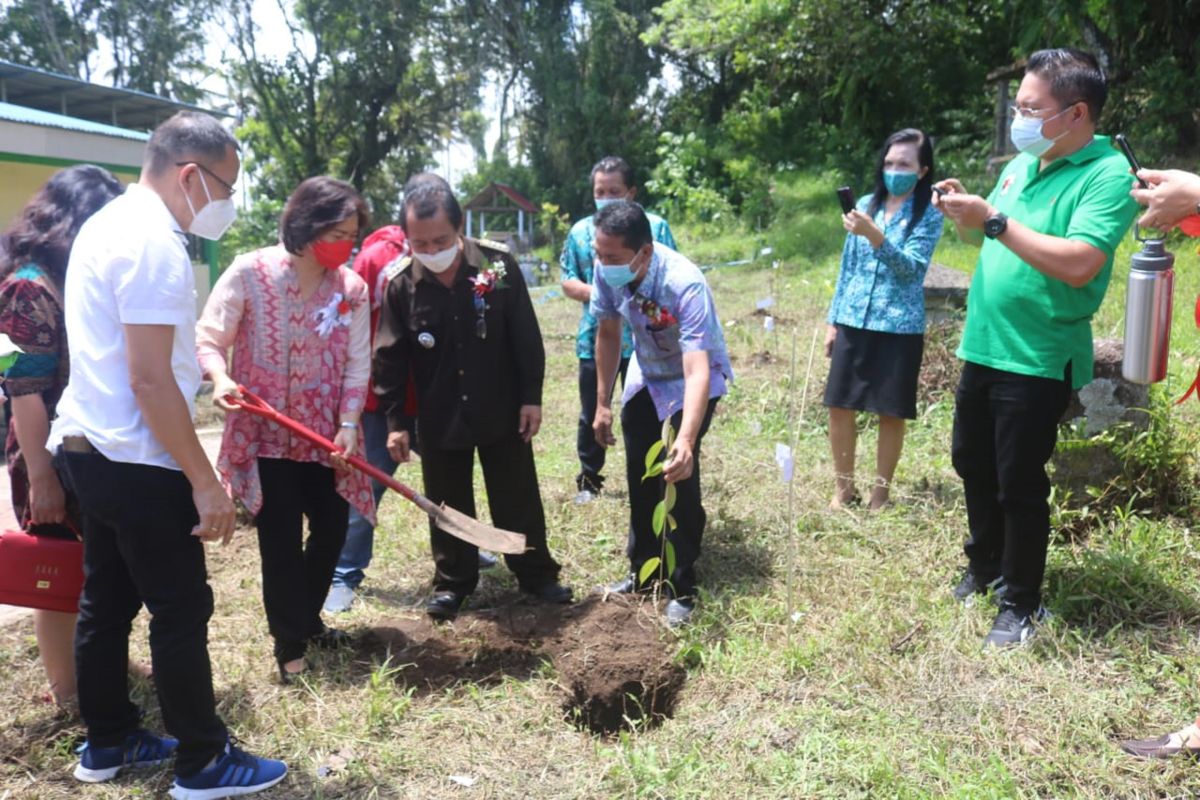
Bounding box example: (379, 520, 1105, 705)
(50, 111, 286, 798)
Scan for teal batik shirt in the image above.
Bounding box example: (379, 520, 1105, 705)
(827, 194, 944, 335)
(560, 211, 677, 359)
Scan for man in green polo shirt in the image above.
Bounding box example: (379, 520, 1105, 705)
(935, 47, 1137, 649)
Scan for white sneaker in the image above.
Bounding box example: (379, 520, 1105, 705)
(323, 584, 355, 614)
(573, 488, 597, 505)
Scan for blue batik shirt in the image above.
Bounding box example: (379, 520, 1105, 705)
(590, 242, 733, 421)
(560, 211, 677, 359)
(827, 194, 944, 335)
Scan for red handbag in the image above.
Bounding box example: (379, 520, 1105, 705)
(0, 528, 84, 613)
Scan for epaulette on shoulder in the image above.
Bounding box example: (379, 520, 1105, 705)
(476, 238, 511, 254)
(384, 254, 413, 281)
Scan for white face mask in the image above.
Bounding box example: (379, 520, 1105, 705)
(182, 169, 237, 241)
(415, 242, 459, 273)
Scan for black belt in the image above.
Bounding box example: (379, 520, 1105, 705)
(60, 436, 98, 454)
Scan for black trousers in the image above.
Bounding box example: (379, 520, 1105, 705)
(59, 450, 227, 777)
(622, 388, 717, 600)
(951, 361, 1071, 610)
(420, 432, 561, 595)
(576, 356, 629, 491)
(254, 458, 348, 663)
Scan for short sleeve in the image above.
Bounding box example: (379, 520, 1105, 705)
(654, 218, 678, 250)
(0, 277, 61, 397)
(1064, 162, 1139, 256)
(675, 282, 715, 354)
(589, 271, 621, 320)
(113, 233, 194, 326)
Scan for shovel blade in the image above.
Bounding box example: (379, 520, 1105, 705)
(432, 503, 527, 555)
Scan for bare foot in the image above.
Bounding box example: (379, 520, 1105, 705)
(829, 487, 860, 510)
(869, 486, 891, 511)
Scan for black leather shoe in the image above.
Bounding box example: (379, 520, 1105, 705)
(426, 591, 466, 620)
(309, 626, 352, 650)
(524, 582, 573, 604)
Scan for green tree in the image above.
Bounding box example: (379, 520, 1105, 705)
(459, 0, 665, 218)
(227, 0, 483, 221)
(0, 0, 98, 79)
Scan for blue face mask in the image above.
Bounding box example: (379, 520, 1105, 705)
(597, 259, 637, 288)
(1009, 105, 1073, 157)
(883, 170, 919, 197)
(595, 197, 620, 210)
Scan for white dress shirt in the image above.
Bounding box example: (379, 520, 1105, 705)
(49, 183, 201, 470)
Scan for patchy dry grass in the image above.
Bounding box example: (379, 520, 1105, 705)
(5, 175, 1200, 798)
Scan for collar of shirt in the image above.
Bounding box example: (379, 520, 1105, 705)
(626, 248, 666, 308)
(1025, 134, 1111, 185)
(124, 182, 188, 241)
(410, 238, 489, 287)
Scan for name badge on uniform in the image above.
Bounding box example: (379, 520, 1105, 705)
(418, 331, 436, 349)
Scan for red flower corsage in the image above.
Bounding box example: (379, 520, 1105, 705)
(470, 261, 508, 298)
(638, 297, 677, 331)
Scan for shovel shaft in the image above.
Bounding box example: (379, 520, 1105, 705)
(227, 387, 426, 507)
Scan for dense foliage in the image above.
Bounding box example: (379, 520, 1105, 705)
(3, 0, 1199, 227)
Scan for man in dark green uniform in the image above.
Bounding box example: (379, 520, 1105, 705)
(936, 48, 1137, 648)
(373, 174, 571, 619)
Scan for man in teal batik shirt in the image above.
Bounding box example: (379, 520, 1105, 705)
(559, 156, 677, 503)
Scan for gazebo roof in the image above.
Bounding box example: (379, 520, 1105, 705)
(463, 182, 538, 214)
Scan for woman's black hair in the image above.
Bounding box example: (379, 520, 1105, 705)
(0, 164, 123, 286)
(865, 128, 935, 239)
(279, 176, 370, 254)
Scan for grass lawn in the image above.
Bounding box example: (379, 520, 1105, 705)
(4, 173, 1200, 798)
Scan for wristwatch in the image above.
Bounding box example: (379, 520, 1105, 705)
(983, 212, 1009, 239)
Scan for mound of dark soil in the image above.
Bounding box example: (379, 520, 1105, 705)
(355, 594, 685, 735)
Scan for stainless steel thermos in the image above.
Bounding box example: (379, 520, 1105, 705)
(1122, 237, 1175, 384)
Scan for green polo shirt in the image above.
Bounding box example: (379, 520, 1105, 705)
(957, 135, 1138, 389)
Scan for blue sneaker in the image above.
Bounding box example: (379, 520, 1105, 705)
(73, 728, 179, 783)
(169, 741, 287, 799)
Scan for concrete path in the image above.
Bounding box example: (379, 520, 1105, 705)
(0, 426, 225, 627)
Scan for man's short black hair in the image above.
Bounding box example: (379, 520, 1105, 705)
(590, 156, 635, 191)
(1026, 48, 1107, 121)
(279, 176, 369, 254)
(594, 200, 652, 251)
(144, 111, 238, 174)
(400, 173, 463, 232)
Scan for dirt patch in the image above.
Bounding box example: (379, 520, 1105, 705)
(353, 594, 685, 735)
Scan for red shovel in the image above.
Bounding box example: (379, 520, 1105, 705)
(224, 387, 527, 555)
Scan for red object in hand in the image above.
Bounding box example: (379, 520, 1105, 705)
(0, 530, 84, 612)
(1178, 215, 1200, 238)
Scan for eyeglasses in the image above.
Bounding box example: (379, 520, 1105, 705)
(1009, 100, 1083, 120)
(176, 161, 236, 195)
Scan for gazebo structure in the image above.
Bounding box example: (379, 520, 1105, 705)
(0, 59, 230, 303)
(463, 182, 538, 252)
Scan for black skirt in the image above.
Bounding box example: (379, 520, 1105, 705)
(823, 324, 924, 420)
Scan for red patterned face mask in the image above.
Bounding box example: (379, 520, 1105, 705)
(312, 239, 354, 270)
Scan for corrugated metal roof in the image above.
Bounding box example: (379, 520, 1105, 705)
(0, 101, 148, 141)
(0, 59, 230, 131)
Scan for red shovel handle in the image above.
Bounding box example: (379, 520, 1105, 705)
(223, 386, 422, 505)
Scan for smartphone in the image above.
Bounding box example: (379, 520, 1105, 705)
(932, 185, 947, 197)
(836, 186, 855, 214)
(1115, 134, 1148, 188)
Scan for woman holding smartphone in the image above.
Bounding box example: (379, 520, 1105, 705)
(824, 128, 943, 510)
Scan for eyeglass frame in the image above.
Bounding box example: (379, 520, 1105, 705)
(1009, 99, 1085, 120)
(175, 161, 237, 196)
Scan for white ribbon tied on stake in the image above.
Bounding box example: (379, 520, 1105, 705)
(774, 443, 794, 484)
